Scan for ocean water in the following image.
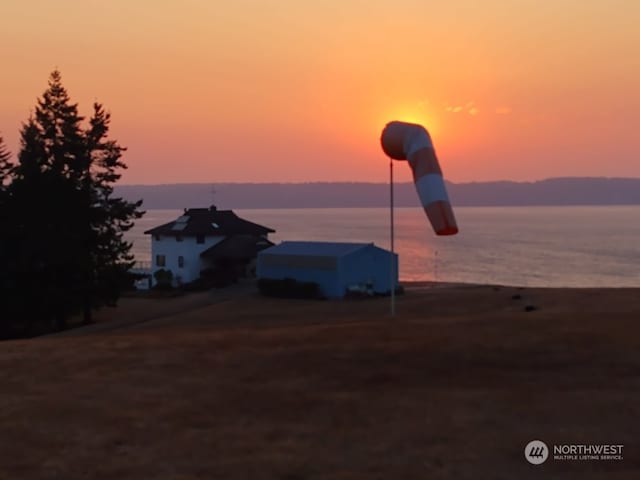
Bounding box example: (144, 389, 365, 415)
(127, 207, 640, 287)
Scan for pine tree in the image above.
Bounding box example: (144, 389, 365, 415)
(79, 102, 143, 323)
(5, 70, 143, 333)
(10, 71, 85, 329)
(0, 135, 13, 337)
(0, 134, 11, 182)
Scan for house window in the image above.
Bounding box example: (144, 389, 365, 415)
(178, 256, 184, 268)
(176, 234, 183, 242)
(156, 255, 166, 267)
(196, 234, 205, 244)
(154, 234, 160, 241)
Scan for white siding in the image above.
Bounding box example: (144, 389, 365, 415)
(150, 234, 224, 285)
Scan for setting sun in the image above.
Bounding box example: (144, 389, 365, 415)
(380, 102, 442, 141)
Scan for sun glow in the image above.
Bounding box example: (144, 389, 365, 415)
(380, 102, 442, 141)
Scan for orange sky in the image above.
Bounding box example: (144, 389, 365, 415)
(1, 0, 639, 184)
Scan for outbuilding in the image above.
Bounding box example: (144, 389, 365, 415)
(256, 241, 398, 299)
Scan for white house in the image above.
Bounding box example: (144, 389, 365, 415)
(144, 206, 275, 286)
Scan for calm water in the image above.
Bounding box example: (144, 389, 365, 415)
(127, 207, 640, 287)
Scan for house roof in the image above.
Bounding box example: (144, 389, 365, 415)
(200, 235, 275, 260)
(144, 206, 275, 237)
(259, 241, 378, 258)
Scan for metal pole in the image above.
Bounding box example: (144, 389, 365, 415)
(390, 157, 395, 316)
(434, 250, 438, 284)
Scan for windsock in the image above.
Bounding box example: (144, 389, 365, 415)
(381, 121, 458, 235)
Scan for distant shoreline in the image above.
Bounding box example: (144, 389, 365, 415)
(115, 177, 640, 209)
(137, 204, 640, 210)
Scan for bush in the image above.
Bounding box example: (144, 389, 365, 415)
(180, 277, 208, 292)
(257, 277, 321, 299)
(200, 267, 235, 289)
(366, 284, 405, 297)
(153, 268, 174, 290)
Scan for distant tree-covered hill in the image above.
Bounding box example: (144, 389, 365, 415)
(115, 177, 640, 209)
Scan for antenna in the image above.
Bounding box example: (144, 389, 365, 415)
(210, 184, 217, 205)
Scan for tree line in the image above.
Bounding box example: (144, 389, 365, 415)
(0, 71, 144, 338)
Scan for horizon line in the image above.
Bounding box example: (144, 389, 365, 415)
(117, 176, 640, 187)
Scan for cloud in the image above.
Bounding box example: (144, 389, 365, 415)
(495, 106, 512, 115)
(445, 100, 479, 115)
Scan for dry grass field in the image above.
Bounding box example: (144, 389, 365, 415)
(1, 283, 639, 479)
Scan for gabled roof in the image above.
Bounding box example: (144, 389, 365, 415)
(259, 241, 376, 258)
(144, 206, 275, 237)
(200, 235, 274, 260)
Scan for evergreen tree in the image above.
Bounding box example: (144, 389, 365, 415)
(0, 135, 13, 336)
(4, 70, 143, 334)
(0, 134, 11, 182)
(79, 102, 143, 323)
(9, 73, 85, 329)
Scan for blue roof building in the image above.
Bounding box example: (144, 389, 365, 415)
(256, 241, 399, 299)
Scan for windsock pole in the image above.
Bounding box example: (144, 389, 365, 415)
(389, 157, 396, 317)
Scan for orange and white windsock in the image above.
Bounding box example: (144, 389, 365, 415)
(380, 121, 458, 235)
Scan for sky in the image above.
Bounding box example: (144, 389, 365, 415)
(1, 0, 639, 184)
